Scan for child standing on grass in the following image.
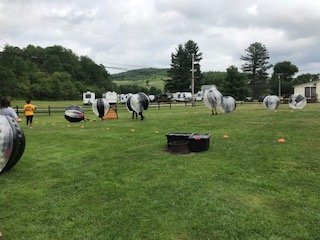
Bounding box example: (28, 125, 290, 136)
(23, 99, 36, 128)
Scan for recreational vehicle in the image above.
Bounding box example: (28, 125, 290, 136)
(120, 93, 133, 103)
(195, 91, 203, 101)
(102, 91, 118, 104)
(148, 95, 155, 102)
(173, 92, 192, 102)
(83, 91, 95, 105)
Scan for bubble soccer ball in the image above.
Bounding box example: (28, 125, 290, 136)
(288, 94, 307, 110)
(65, 105, 85, 122)
(137, 92, 150, 110)
(203, 86, 223, 111)
(263, 95, 280, 110)
(127, 92, 149, 113)
(222, 96, 236, 113)
(126, 92, 150, 120)
(0, 115, 25, 174)
(92, 98, 110, 118)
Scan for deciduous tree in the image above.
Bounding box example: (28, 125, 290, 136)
(223, 66, 249, 101)
(292, 73, 319, 86)
(0, 44, 115, 100)
(269, 61, 298, 96)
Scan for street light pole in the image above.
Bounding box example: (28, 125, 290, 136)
(191, 53, 195, 106)
(309, 78, 312, 99)
(278, 74, 281, 98)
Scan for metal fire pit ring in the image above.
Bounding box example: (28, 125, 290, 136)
(167, 140, 190, 154)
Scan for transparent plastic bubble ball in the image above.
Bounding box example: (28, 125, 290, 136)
(0, 115, 25, 174)
(222, 96, 236, 113)
(126, 92, 149, 113)
(288, 94, 307, 110)
(126, 92, 149, 120)
(263, 95, 280, 110)
(92, 98, 110, 118)
(65, 105, 85, 122)
(203, 86, 223, 110)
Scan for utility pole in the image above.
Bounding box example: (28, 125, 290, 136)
(191, 53, 195, 106)
(277, 73, 282, 98)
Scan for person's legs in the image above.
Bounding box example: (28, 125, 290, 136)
(26, 116, 33, 127)
(29, 115, 33, 128)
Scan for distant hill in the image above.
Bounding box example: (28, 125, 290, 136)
(111, 68, 169, 91)
(111, 68, 229, 92)
(112, 68, 169, 81)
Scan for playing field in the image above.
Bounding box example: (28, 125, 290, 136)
(1, 102, 319, 239)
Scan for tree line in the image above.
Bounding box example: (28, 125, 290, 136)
(166, 40, 319, 100)
(0, 44, 165, 100)
(1, 42, 318, 101)
(0, 45, 119, 100)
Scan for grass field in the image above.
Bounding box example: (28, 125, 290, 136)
(1, 102, 319, 240)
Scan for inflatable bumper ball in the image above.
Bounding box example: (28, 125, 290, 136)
(92, 98, 110, 119)
(288, 94, 307, 110)
(263, 95, 280, 110)
(203, 86, 223, 115)
(137, 92, 150, 111)
(0, 115, 26, 174)
(65, 105, 86, 122)
(222, 96, 236, 113)
(126, 92, 149, 120)
(126, 95, 134, 113)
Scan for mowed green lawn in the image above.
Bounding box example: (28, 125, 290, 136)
(1, 103, 319, 240)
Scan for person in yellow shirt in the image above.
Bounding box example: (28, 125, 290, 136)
(23, 100, 36, 128)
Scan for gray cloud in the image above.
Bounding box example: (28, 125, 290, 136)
(0, 0, 319, 74)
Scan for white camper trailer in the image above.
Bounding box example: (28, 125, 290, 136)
(184, 92, 192, 101)
(102, 91, 118, 104)
(172, 92, 180, 102)
(148, 95, 155, 102)
(195, 91, 203, 101)
(120, 93, 132, 103)
(173, 92, 192, 102)
(83, 91, 95, 105)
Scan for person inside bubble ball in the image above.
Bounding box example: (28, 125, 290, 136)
(0, 96, 21, 122)
(0, 119, 10, 172)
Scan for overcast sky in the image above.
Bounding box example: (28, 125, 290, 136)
(1, 0, 320, 75)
